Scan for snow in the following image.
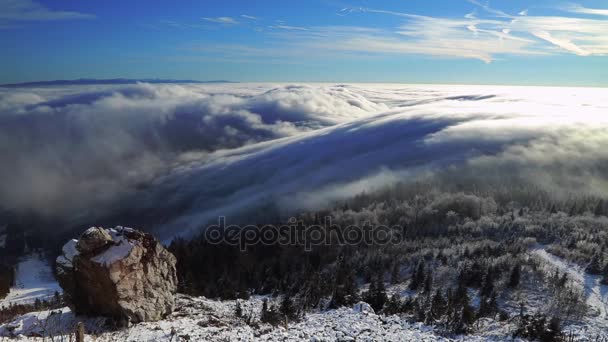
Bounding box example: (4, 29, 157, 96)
(352, 302, 374, 314)
(531, 246, 608, 340)
(0, 295, 510, 341)
(91, 240, 135, 266)
(532, 247, 608, 320)
(0, 253, 62, 308)
(89, 227, 140, 267)
(55, 239, 78, 270)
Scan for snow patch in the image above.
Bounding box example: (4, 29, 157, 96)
(91, 240, 135, 267)
(0, 253, 62, 308)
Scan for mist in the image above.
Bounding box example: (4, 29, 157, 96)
(1, 83, 608, 239)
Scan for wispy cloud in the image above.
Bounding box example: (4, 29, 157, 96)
(269, 24, 308, 31)
(328, 3, 608, 62)
(202, 16, 239, 25)
(562, 3, 608, 16)
(194, 2, 607, 63)
(240, 14, 258, 20)
(0, 0, 94, 22)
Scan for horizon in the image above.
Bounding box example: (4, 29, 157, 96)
(1, 0, 607, 86)
(2, 78, 608, 89)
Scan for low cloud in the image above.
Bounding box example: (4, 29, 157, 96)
(0, 83, 385, 221)
(2, 83, 608, 240)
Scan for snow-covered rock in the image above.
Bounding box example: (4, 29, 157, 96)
(55, 226, 178, 324)
(352, 302, 374, 314)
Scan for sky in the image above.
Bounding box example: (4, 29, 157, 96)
(0, 0, 607, 86)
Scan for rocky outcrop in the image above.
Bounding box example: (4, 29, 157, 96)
(56, 226, 178, 324)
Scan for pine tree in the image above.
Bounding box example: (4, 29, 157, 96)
(409, 261, 425, 291)
(430, 289, 446, 321)
(383, 294, 403, 315)
(508, 264, 521, 288)
(390, 262, 401, 284)
(586, 254, 603, 275)
(423, 271, 433, 294)
(235, 300, 243, 318)
(594, 199, 605, 216)
(600, 263, 608, 285)
(549, 204, 557, 214)
(478, 291, 498, 318)
(365, 277, 388, 312)
(280, 294, 297, 321)
(480, 269, 494, 297)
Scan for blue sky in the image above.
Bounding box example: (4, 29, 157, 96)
(1, 0, 607, 85)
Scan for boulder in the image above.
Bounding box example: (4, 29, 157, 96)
(76, 227, 112, 253)
(56, 226, 178, 324)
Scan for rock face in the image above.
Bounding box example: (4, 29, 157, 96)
(56, 226, 178, 324)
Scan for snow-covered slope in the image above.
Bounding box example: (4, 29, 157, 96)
(531, 247, 608, 340)
(0, 253, 62, 308)
(0, 295, 498, 341)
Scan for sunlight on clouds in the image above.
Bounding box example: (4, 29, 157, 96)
(201, 2, 608, 63)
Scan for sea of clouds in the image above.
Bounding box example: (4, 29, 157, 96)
(1, 83, 607, 238)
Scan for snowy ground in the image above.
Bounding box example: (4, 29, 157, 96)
(530, 247, 608, 341)
(2, 248, 608, 340)
(1, 295, 514, 341)
(0, 253, 62, 308)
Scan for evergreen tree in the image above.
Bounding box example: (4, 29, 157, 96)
(390, 262, 401, 284)
(383, 294, 403, 315)
(600, 263, 608, 285)
(235, 300, 243, 318)
(586, 254, 603, 275)
(280, 294, 298, 321)
(480, 268, 494, 297)
(430, 289, 446, 321)
(364, 277, 388, 312)
(508, 264, 521, 288)
(594, 199, 605, 216)
(409, 261, 425, 291)
(423, 271, 433, 294)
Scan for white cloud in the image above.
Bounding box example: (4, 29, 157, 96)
(0, 0, 94, 22)
(202, 16, 239, 25)
(240, 15, 258, 20)
(3, 83, 608, 238)
(313, 4, 608, 62)
(563, 3, 608, 16)
(269, 25, 308, 31)
(0, 83, 387, 219)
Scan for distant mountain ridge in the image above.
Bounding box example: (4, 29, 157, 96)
(0, 78, 236, 87)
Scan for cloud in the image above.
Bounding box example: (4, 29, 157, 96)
(0, 0, 94, 22)
(268, 4, 607, 63)
(269, 25, 308, 31)
(562, 3, 608, 16)
(94, 84, 608, 239)
(0, 83, 386, 221)
(240, 15, 258, 20)
(202, 16, 239, 25)
(531, 30, 590, 56)
(3, 83, 608, 241)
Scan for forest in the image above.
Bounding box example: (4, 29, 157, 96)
(170, 179, 608, 339)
